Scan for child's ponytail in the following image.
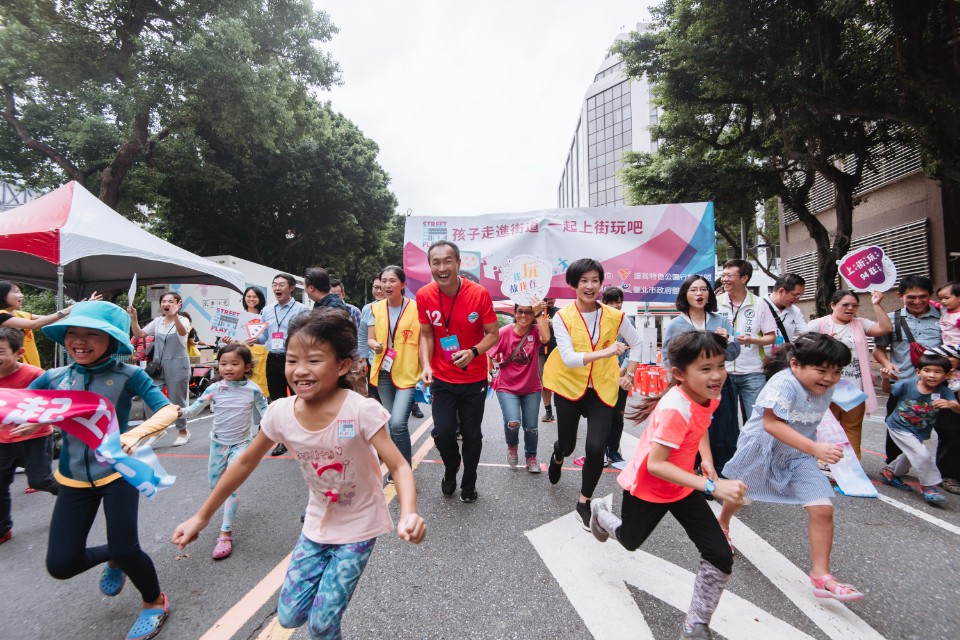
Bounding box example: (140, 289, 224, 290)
(627, 331, 728, 423)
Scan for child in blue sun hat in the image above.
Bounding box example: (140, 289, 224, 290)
(22, 301, 179, 640)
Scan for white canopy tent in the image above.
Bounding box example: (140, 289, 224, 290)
(0, 181, 246, 301)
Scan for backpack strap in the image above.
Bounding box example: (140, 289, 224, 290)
(763, 299, 791, 344)
(895, 309, 915, 343)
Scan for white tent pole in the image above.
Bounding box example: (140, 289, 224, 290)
(56, 265, 64, 367)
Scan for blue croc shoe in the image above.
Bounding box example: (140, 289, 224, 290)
(127, 592, 169, 640)
(99, 564, 126, 596)
(880, 467, 911, 491)
(922, 486, 946, 504)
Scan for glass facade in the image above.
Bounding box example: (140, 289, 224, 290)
(587, 81, 631, 207)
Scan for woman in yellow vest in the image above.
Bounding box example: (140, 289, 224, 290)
(542, 258, 642, 529)
(0, 280, 99, 366)
(367, 265, 422, 466)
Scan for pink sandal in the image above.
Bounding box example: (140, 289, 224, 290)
(212, 535, 233, 560)
(810, 572, 864, 601)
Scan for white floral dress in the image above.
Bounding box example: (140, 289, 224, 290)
(721, 369, 835, 504)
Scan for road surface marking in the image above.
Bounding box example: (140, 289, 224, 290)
(715, 503, 886, 640)
(873, 493, 960, 536)
(527, 496, 816, 640)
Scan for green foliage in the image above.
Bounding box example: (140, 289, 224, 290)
(0, 0, 341, 210)
(19, 285, 56, 369)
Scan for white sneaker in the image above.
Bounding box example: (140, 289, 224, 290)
(172, 430, 191, 447)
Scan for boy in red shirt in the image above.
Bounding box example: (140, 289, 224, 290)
(417, 241, 499, 502)
(0, 327, 56, 544)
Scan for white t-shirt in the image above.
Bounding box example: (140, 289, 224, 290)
(830, 318, 877, 384)
(142, 316, 191, 348)
(763, 296, 808, 342)
(716, 291, 778, 374)
(259, 392, 393, 545)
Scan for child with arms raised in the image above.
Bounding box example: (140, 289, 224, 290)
(718, 332, 863, 602)
(590, 331, 747, 640)
(880, 351, 960, 503)
(180, 343, 267, 558)
(173, 308, 425, 639)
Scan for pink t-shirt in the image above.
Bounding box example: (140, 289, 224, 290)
(489, 324, 542, 395)
(939, 309, 960, 346)
(618, 386, 719, 503)
(259, 391, 393, 544)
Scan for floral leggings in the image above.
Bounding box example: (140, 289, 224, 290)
(208, 439, 251, 532)
(277, 535, 376, 639)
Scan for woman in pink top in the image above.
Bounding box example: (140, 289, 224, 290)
(807, 289, 891, 458)
(489, 298, 550, 472)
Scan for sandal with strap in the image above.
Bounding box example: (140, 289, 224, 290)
(921, 486, 946, 503)
(99, 563, 126, 597)
(880, 467, 911, 491)
(810, 573, 864, 602)
(212, 534, 233, 560)
(126, 592, 169, 640)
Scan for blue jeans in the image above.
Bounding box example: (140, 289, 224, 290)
(729, 372, 766, 422)
(377, 378, 416, 465)
(496, 390, 540, 458)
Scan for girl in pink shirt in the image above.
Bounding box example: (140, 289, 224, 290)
(589, 331, 747, 640)
(173, 309, 426, 639)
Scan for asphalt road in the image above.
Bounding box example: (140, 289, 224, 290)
(2, 393, 959, 640)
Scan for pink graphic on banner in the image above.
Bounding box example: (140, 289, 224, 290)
(0, 389, 175, 498)
(838, 245, 898, 292)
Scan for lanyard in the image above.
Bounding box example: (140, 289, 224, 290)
(727, 293, 748, 330)
(387, 300, 407, 348)
(438, 279, 462, 336)
(274, 302, 294, 332)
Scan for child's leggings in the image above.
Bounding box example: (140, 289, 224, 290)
(277, 535, 376, 640)
(611, 490, 733, 628)
(46, 481, 161, 603)
(209, 438, 251, 532)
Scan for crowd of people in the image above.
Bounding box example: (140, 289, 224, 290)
(2, 246, 960, 640)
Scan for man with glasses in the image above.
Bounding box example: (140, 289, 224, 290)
(762, 273, 808, 344)
(713, 259, 778, 471)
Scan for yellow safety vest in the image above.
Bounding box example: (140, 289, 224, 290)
(5, 309, 41, 367)
(543, 303, 624, 406)
(369, 299, 421, 388)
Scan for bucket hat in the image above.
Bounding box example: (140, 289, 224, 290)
(41, 301, 134, 356)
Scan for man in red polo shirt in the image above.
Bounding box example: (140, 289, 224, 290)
(418, 241, 499, 502)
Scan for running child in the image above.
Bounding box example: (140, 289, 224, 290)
(25, 301, 178, 640)
(937, 281, 960, 347)
(172, 308, 425, 639)
(718, 332, 864, 602)
(590, 331, 747, 640)
(0, 326, 55, 546)
(180, 343, 268, 559)
(880, 351, 960, 503)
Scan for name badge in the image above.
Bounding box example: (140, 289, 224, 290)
(440, 335, 460, 361)
(381, 347, 397, 372)
(774, 333, 785, 346)
(271, 331, 285, 351)
(337, 420, 356, 438)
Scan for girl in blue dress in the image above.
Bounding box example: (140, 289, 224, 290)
(718, 332, 865, 602)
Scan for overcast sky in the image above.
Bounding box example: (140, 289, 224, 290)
(320, 1, 655, 217)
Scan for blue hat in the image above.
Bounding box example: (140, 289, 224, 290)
(41, 301, 134, 356)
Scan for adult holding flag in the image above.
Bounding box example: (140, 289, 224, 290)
(19, 301, 178, 640)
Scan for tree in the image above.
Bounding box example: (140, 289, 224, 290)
(151, 102, 400, 305)
(0, 0, 340, 213)
(614, 0, 899, 314)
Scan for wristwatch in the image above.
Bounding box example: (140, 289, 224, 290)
(470, 346, 480, 358)
(56, 310, 66, 319)
(703, 478, 716, 495)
